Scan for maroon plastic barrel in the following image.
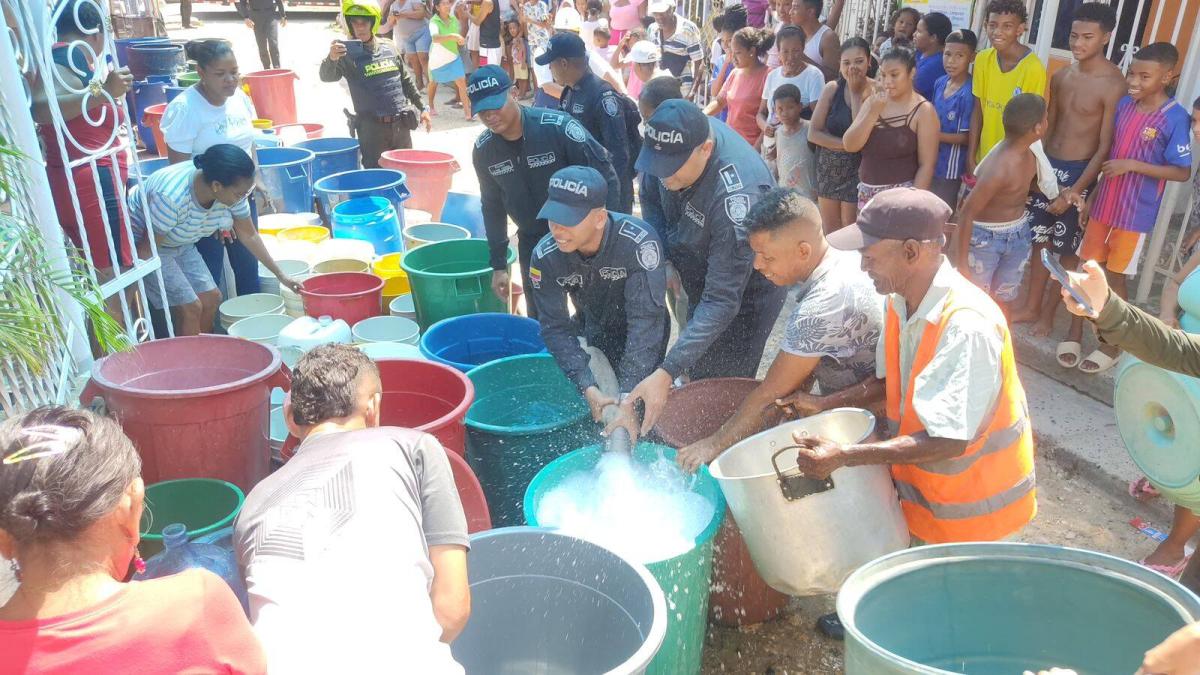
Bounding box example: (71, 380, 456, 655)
(83, 336, 287, 492)
(281, 357, 474, 457)
(299, 271, 384, 325)
(653, 377, 790, 626)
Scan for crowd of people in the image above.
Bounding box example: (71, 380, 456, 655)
(11, 0, 1200, 670)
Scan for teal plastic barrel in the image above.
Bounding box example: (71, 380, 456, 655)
(525, 443, 725, 675)
(401, 239, 516, 331)
(465, 354, 596, 526)
(139, 478, 245, 557)
(838, 543, 1200, 674)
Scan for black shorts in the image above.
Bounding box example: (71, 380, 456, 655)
(1028, 156, 1091, 257)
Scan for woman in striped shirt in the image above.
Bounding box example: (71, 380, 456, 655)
(129, 145, 299, 336)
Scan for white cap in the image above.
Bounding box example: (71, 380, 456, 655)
(647, 0, 675, 13)
(554, 5, 582, 31)
(622, 40, 662, 64)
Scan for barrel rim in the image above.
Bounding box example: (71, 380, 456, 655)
(464, 526, 669, 674)
(92, 335, 283, 399)
(295, 137, 360, 152)
(139, 477, 246, 541)
(835, 542, 1200, 674)
(256, 146, 316, 164)
(298, 271, 386, 298)
(419, 312, 543, 371)
(314, 167, 408, 194)
(653, 376, 760, 448)
(709, 407, 876, 481)
(400, 239, 515, 278)
(463, 353, 590, 433)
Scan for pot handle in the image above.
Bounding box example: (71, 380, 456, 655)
(267, 361, 292, 392)
(285, 162, 308, 182)
(454, 275, 482, 298)
(771, 445, 835, 501)
(449, 159, 461, 173)
(391, 182, 412, 204)
(80, 381, 108, 416)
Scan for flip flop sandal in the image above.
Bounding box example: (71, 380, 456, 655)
(1139, 554, 1192, 579)
(1079, 348, 1119, 374)
(1129, 476, 1161, 502)
(1056, 341, 1082, 368)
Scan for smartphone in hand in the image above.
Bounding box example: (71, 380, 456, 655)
(1041, 248, 1096, 316)
(340, 39, 365, 58)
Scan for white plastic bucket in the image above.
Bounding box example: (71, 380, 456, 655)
(258, 259, 311, 296)
(389, 293, 416, 320)
(218, 293, 285, 331)
(353, 315, 420, 345)
(227, 313, 295, 345)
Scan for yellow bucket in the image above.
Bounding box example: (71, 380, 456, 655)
(252, 118, 274, 130)
(373, 252, 411, 297)
(277, 225, 330, 244)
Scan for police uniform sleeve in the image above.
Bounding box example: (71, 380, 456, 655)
(596, 91, 633, 188)
(639, 173, 666, 237)
(618, 246, 668, 391)
(659, 193, 756, 379)
(561, 118, 621, 211)
(473, 138, 512, 270)
(529, 239, 598, 392)
(318, 55, 346, 83)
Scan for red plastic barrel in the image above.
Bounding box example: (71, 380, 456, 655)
(447, 449, 492, 533)
(653, 377, 790, 626)
(244, 69, 299, 125)
(281, 358, 474, 457)
(142, 103, 168, 158)
(82, 336, 287, 492)
(299, 272, 384, 325)
(379, 149, 460, 220)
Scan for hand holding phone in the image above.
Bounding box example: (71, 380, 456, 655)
(1043, 249, 1097, 317)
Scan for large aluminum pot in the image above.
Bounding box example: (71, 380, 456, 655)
(709, 408, 910, 595)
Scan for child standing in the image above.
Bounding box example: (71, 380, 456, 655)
(929, 29, 976, 213)
(770, 84, 816, 198)
(875, 7, 919, 55)
(503, 16, 531, 98)
(1071, 42, 1193, 373)
(955, 93, 1047, 308)
(593, 23, 614, 60)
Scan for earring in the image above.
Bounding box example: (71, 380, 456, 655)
(9, 558, 20, 583)
(133, 549, 146, 575)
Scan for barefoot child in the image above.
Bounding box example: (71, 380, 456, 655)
(955, 93, 1046, 308)
(504, 16, 530, 98)
(929, 29, 976, 213)
(1012, 2, 1125, 358)
(1069, 42, 1193, 374)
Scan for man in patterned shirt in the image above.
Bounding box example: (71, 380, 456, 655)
(677, 188, 883, 471)
(647, 0, 705, 98)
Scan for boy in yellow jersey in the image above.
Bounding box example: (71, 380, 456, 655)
(967, 0, 1047, 175)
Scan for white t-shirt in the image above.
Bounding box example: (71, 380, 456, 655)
(761, 64, 825, 124)
(161, 86, 258, 156)
(776, 120, 815, 199)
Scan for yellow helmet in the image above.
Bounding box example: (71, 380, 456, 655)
(342, 1, 382, 34)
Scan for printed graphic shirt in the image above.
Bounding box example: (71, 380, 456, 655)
(1089, 96, 1193, 233)
(933, 74, 974, 180)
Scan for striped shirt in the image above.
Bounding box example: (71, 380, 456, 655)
(1090, 96, 1193, 233)
(649, 17, 704, 89)
(128, 161, 251, 248)
(932, 74, 973, 180)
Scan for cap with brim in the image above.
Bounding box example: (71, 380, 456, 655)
(647, 0, 675, 13)
(537, 166, 608, 224)
(623, 40, 661, 64)
(826, 186, 953, 251)
(535, 32, 587, 66)
(467, 65, 512, 113)
(635, 99, 710, 179)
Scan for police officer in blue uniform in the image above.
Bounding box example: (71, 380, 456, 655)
(528, 166, 669, 436)
(536, 32, 640, 214)
(468, 65, 620, 318)
(320, 3, 430, 169)
(623, 99, 788, 433)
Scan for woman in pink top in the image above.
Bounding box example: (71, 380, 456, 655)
(608, 0, 645, 44)
(0, 407, 265, 675)
(705, 26, 774, 146)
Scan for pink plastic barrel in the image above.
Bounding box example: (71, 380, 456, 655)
(81, 336, 287, 492)
(273, 122, 324, 143)
(379, 149, 460, 220)
(299, 272, 384, 325)
(142, 103, 168, 157)
(653, 377, 791, 626)
(281, 357, 474, 456)
(447, 449, 492, 532)
(244, 69, 299, 125)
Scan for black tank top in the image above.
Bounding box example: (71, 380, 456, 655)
(825, 78, 854, 138)
(859, 101, 925, 185)
(478, 0, 501, 48)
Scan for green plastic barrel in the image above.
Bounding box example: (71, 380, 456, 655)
(139, 478, 245, 557)
(401, 239, 516, 331)
(465, 354, 596, 527)
(178, 71, 200, 87)
(838, 543, 1200, 674)
(525, 443, 726, 675)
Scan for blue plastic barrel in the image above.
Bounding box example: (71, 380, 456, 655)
(441, 191, 486, 238)
(115, 37, 169, 69)
(256, 147, 315, 215)
(165, 85, 187, 103)
(131, 80, 168, 155)
(296, 137, 361, 185)
(313, 168, 410, 227)
(420, 313, 546, 372)
(127, 43, 185, 82)
(331, 196, 403, 255)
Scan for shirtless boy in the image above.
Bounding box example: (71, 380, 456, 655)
(1012, 3, 1124, 351)
(956, 93, 1048, 310)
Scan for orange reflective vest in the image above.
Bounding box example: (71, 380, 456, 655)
(884, 291, 1036, 544)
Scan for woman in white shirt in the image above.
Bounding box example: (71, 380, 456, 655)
(130, 145, 298, 336)
(160, 39, 263, 298)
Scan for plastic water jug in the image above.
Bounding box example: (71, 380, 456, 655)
(332, 196, 403, 255)
(136, 522, 249, 613)
(277, 315, 353, 351)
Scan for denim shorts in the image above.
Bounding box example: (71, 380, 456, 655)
(144, 243, 218, 309)
(967, 213, 1032, 302)
(403, 24, 432, 53)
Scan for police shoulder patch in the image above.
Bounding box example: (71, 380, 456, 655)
(529, 266, 542, 288)
(565, 119, 587, 143)
(475, 129, 494, 148)
(617, 219, 648, 243)
(534, 236, 560, 258)
(719, 164, 743, 193)
(724, 194, 751, 224)
(601, 93, 619, 118)
(540, 111, 565, 126)
(637, 240, 661, 271)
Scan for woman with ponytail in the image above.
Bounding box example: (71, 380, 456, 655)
(0, 406, 264, 674)
(128, 144, 299, 336)
(704, 26, 774, 146)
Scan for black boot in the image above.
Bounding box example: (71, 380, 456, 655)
(816, 612, 844, 640)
